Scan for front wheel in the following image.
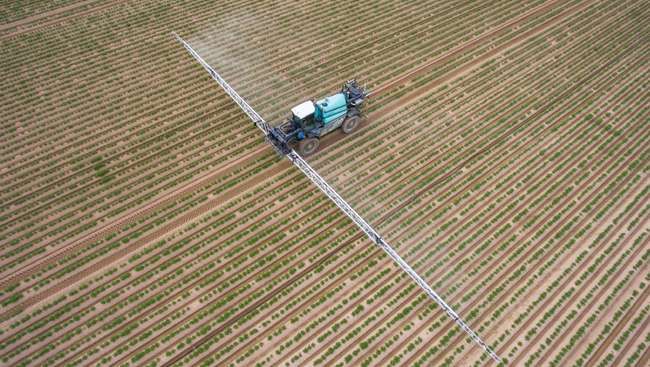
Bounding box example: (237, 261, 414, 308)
(342, 115, 361, 134)
(298, 137, 320, 156)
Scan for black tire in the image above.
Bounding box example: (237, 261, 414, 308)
(298, 138, 320, 156)
(342, 115, 361, 134)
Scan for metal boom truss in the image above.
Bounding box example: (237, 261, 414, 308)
(173, 32, 501, 363)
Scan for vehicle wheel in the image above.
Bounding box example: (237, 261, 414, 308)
(342, 115, 361, 134)
(298, 138, 320, 156)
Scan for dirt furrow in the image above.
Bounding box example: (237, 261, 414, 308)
(610, 311, 650, 366)
(0, 0, 498, 173)
(1, 0, 131, 39)
(0, 141, 269, 280)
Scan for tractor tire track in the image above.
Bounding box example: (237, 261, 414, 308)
(0, 0, 532, 288)
(1, 0, 616, 366)
(3, 165, 321, 361)
(0, 0, 499, 195)
(490, 189, 649, 360)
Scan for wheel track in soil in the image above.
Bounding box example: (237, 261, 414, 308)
(25, 56, 516, 360)
(324, 77, 647, 367)
(0, 88, 249, 208)
(584, 278, 650, 366)
(514, 226, 649, 367)
(0, 0, 411, 187)
(0, 62, 484, 328)
(1, 118, 262, 253)
(0, 129, 262, 264)
(0, 124, 262, 259)
(633, 332, 650, 367)
(374, 0, 598, 118)
(0, 0, 536, 175)
(0, 0, 528, 278)
(487, 185, 649, 362)
(563, 235, 650, 366)
(146, 84, 576, 367)
(0, 0, 604, 362)
(446, 67, 638, 358)
(245, 38, 646, 366)
(25, 51, 544, 367)
(397, 147, 647, 367)
(0, 143, 272, 291)
(0, 0, 101, 31)
(0, 0, 544, 247)
(4, 165, 324, 363)
(0, 156, 286, 325)
(165, 18, 636, 367)
(152, 77, 568, 363)
(0, 153, 287, 321)
(27, 174, 346, 363)
(0, 26, 532, 356)
(387, 52, 647, 278)
(369, 0, 582, 98)
(0, 0, 560, 328)
(8, 24, 624, 367)
(418, 139, 649, 366)
(394, 192, 650, 367)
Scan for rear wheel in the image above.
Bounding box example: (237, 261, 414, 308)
(298, 138, 320, 156)
(342, 115, 361, 134)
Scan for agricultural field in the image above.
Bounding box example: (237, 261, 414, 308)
(0, 0, 647, 366)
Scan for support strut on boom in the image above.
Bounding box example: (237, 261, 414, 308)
(172, 32, 502, 364)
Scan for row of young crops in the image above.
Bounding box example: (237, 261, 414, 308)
(0, 0, 647, 366)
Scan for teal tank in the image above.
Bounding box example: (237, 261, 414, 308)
(314, 93, 347, 124)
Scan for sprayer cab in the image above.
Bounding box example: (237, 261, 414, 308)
(269, 80, 367, 156)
